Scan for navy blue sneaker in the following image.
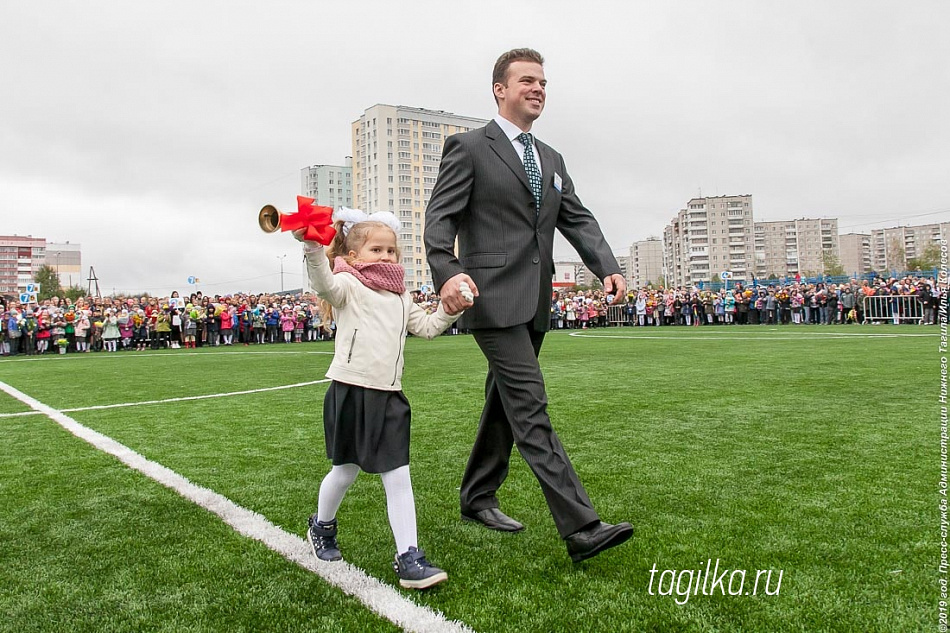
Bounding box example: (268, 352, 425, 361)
(307, 515, 342, 562)
(392, 547, 447, 589)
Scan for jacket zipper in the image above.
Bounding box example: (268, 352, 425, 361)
(347, 329, 358, 363)
(392, 299, 405, 386)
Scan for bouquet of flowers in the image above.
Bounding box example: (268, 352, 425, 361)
(55, 338, 69, 353)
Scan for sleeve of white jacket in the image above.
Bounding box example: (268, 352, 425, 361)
(406, 300, 460, 340)
(303, 245, 350, 308)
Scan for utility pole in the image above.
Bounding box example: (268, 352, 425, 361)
(278, 254, 287, 293)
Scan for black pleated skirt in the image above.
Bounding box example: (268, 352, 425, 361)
(323, 381, 411, 473)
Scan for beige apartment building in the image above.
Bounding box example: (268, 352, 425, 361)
(628, 238, 663, 288)
(351, 105, 487, 291)
(870, 222, 950, 273)
(839, 233, 871, 277)
(753, 218, 838, 279)
(45, 241, 83, 287)
(663, 195, 755, 288)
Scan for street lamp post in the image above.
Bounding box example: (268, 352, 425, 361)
(278, 254, 287, 293)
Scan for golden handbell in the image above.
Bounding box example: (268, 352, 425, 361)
(258, 204, 283, 233)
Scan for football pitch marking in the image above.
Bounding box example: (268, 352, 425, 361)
(0, 379, 333, 418)
(0, 349, 334, 363)
(0, 380, 474, 633)
(568, 329, 935, 341)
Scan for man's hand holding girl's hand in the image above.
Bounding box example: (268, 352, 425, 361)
(440, 273, 478, 316)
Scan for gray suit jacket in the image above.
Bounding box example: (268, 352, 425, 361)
(425, 119, 620, 331)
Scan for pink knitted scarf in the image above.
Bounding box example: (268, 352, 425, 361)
(333, 257, 406, 294)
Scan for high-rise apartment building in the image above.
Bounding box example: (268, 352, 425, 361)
(870, 222, 950, 273)
(300, 159, 353, 208)
(663, 195, 755, 288)
(628, 239, 663, 289)
(0, 235, 46, 296)
(839, 233, 871, 277)
(351, 105, 488, 290)
(753, 218, 838, 279)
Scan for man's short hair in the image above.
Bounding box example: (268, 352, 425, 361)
(492, 48, 544, 89)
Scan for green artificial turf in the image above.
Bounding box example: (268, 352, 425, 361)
(0, 325, 935, 631)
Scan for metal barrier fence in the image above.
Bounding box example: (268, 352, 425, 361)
(607, 305, 628, 325)
(861, 295, 924, 324)
(691, 268, 940, 293)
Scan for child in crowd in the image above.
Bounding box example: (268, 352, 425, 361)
(102, 309, 120, 352)
(308, 308, 321, 341)
(51, 312, 67, 353)
(183, 305, 198, 348)
(279, 305, 295, 342)
(35, 309, 51, 354)
(294, 306, 306, 342)
(118, 309, 134, 350)
(252, 308, 266, 344)
(74, 310, 90, 352)
(133, 309, 149, 351)
(219, 305, 233, 346)
(295, 208, 470, 590)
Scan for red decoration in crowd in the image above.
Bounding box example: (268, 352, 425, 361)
(279, 196, 337, 245)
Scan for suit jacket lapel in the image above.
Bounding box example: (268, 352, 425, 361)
(537, 141, 556, 211)
(486, 120, 532, 195)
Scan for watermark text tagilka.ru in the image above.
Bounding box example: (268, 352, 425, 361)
(648, 559, 783, 605)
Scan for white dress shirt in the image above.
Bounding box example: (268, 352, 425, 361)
(494, 115, 542, 175)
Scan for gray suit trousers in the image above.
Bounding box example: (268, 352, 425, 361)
(461, 324, 600, 538)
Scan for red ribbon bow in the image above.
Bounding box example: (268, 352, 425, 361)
(279, 196, 337, 245)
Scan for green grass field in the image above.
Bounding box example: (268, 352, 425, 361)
(0, 325, 936, 632)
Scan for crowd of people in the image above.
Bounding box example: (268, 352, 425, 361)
(550, 274, 941, 328)
(0, 274, 940, 357)
(0, 289, 453, 357)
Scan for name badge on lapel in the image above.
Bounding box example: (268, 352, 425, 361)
(553, 173, 562, 192)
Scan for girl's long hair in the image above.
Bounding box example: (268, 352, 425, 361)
(315, 220, 400, 328)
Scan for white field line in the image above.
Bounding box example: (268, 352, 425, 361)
(0, 380, 473, 633)
(0, 349, 334, 363)
(569, 331, 935, 341)
(0, 380, 333, 418)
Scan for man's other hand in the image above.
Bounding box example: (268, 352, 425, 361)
(604, 274, 627, 304)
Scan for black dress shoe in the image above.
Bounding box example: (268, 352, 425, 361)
(565, 521, 633, 563)
(461, 508, 525, 532)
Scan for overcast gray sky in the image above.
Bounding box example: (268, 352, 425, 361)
(2, 1, 947, 296)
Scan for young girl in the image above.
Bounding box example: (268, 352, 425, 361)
(279, 305, 295, 343)
(74, 310, 91, 352)
(183, 305, 198, 348)
(294, 306, 306, 343)
(219, 304, 234, 346)
(296, 208, 469, 590)
(102, 309, 120, 352)
(35, 309, 51, 354)
(118, 309, 134, 350)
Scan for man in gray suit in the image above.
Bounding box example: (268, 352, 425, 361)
(425, 48, 633, 562)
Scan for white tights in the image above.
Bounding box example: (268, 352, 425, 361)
(316, 463, 417, 555)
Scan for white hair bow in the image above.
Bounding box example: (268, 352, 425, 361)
(332, 207, 401, 237)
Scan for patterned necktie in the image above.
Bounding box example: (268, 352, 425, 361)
(517, 132, 542, 215)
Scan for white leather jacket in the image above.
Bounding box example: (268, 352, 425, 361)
(305, 248, 460, 391)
